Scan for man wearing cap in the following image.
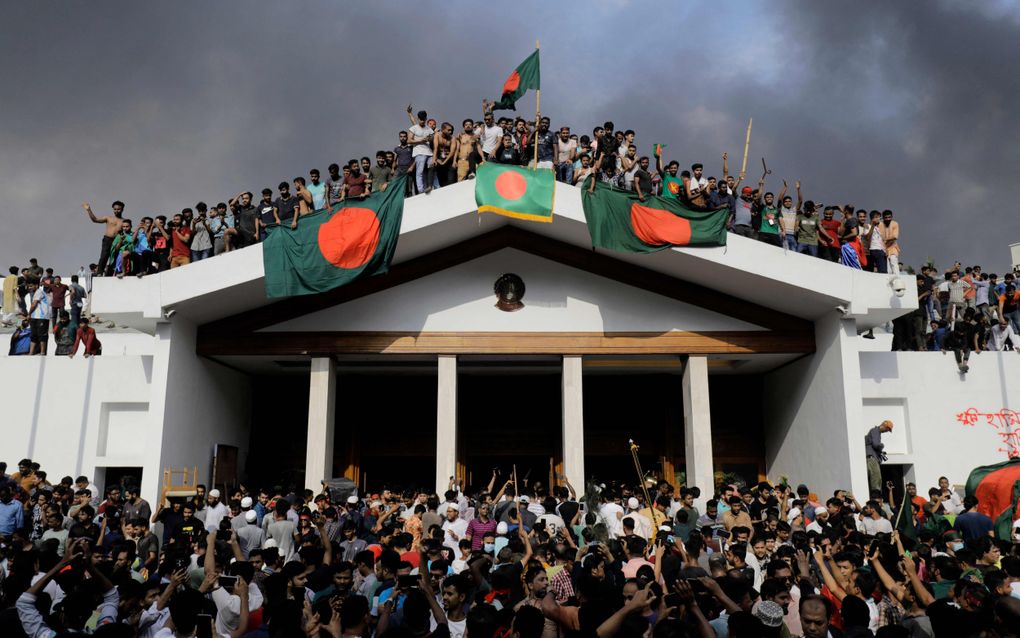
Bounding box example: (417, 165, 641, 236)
(729, 185, 758, 238)
(626, 497, 654, 540)
(204, 488, 229, 530)
(806, 507, 830, 534)
(236, 509, 266, 559)
(865, 420, 893, 493)
(232, 496, 255, 530)
(441, 502, 468, 554)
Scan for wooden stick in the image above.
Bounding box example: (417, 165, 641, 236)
(533, 40, 541, 171)
(740, 118, 753, 177)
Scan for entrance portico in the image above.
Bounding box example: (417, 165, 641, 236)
(213, 226, 812, 496)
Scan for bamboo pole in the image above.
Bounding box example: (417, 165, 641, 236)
(533, 40, 541, 170)
(629, 439, 662, 529)
(740, 118, 753, 177)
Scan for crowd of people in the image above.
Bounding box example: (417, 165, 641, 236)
(891, 265, 1020, 369)
(2, 262, 100, 357)
(4, 102, 1019, 361)
(2, 453, 1019, 638)
(68, 101, 911, 279)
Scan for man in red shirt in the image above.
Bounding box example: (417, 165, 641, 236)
(818, 207, 842, 262)
(170, 212, 192, 269)
(342, 159, 368, 199)
(46, 275, 69, 331)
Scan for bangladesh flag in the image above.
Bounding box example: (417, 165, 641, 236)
(581, 178, 728, 253)
(895, 500, 919, 542)
(491, 49, 540, 111)
(262, 176, 407, 297)
(475, 162, 555, 222)
(965, 457, 1020, 536)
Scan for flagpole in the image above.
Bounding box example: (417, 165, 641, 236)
(533, 40, 540, 171)
(740, 118, 753, 178)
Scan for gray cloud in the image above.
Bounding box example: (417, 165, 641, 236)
(1, 1, 1017, 275)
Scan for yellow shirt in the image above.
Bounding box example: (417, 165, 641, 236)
(2, 275, 17, 314)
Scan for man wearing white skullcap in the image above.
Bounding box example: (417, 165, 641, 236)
(204, 488, 230, 530)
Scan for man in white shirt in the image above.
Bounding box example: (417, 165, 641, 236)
(989, 319, 1018, 351)
(441, 503, 468, 554)
(938, 477, 965, 515)
(27, 282, 51, 355)
(598, 495, 625, 538)
(475, 106, 503, 161)
(406, 106, 435, 194)
(624, 497, 653, 540)
(203, 489, 229, 531)
(856, 501, 893, 536)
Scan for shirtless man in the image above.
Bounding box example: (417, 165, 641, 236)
(83, 201, 125, 277)
(431, 122, 455, 188)
(293, 177, 313, 223)
(451, 119, 480, 182)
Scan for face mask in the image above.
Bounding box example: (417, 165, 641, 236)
(484, 543, 495, 553)
(951, 541, 964, 552)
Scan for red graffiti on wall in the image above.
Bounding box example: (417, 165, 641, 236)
(957, 408, 1020, 458)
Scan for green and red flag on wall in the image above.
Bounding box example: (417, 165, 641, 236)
(581, 177, 729, 253)
(262, 176, 407, 297)
(965, 457, 1020, 539)
(475, 162, 555, 222)
(491, 49, 541, 111)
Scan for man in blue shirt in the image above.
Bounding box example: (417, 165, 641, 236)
(954, 495, 994, 542)
(0, 485, 24, 535)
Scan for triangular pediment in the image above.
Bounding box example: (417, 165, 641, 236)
(196, 227, 814, 357)
(259, 247, 764, 334)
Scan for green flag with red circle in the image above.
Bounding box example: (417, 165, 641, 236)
(491, 49, 541, 111)
(581, 177, 729, 253)
(262, 176, 407, 297)
(475, 162, 555, 222)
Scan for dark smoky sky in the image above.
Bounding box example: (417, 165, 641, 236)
(1, 1, 1018, 275)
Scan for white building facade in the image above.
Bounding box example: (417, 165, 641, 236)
(3, 181, 1017, 508)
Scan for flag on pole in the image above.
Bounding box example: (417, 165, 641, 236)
(491, 49, 541, 111)
(474, 162, 555, 222)
(262, 177, 407, 297)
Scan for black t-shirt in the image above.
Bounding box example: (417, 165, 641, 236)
(274, 196, 298, 222)
(256, 202, 277, 226)
(235, 204, 257, 236)
(393, 145, 413, 172)
(634, 169, 653, 195)
(494, 147, 521, 165)
(535, 131, 556, 162)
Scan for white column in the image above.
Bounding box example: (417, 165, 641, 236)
(682, 356, 714, 510)
(562, 356, 585, 490)
(305, 357, 336, 492)
(435, 355, 458, 494)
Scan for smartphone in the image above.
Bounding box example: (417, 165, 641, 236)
(686, 578, 707, 593)
(398, 574, 419, 589)
(218, 575, 238, 592)
(196, 613, 214, 638)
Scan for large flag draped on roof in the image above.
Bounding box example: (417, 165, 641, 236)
(581, 178, 729, 253)
(491, 49, 541, 111)
(475, 162, 555, 222)
(262, 176, 406, 298)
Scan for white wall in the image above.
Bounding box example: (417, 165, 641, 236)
(0, 353, 153, 497)
(152, 319, 252, 506)
(859, 350, 1020, 491)
(762, 317, 868, 498)
(263, 249, 764, 333)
